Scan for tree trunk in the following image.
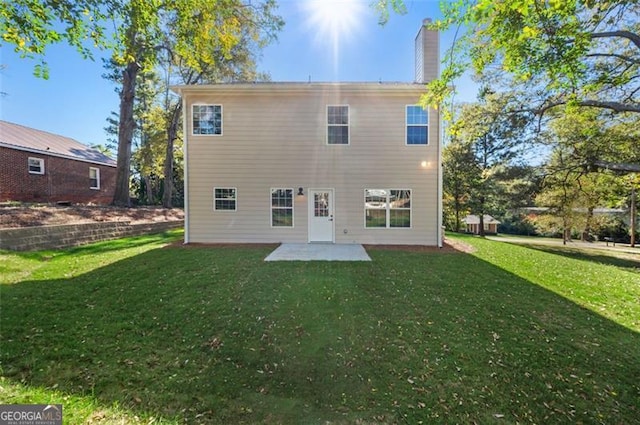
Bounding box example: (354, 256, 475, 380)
(162, 103, 181, 208)
(478, 196, 486, 237)
(631, 187, 636, 248)
(563, 215, 570, 245)
(113, 61, 141, 206)
(144, 174, 153, 204)
(582, 206, 594, 242)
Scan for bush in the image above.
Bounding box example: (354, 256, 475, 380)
(594, 216, 636, 243)
(498, 212, 538, 236)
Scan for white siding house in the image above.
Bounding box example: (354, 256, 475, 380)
(173, 20, 441, 246)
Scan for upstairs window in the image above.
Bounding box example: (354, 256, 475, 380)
(89, 167, 100, 189)
(214, 187, 236, 211)
(28, 157, 44, 175)
(327, 105, 349, 145)
(365, 189, 412, 228)
(271, 188, 294, 227)
(193, 104, 222, 135)
(406, 105, 428, 145)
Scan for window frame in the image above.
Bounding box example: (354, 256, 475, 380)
(327, 105, 350, 145)
(89, 167, 100, 190)
(213, 187, 237, 211)
(193, 104, 223, 136)
(28, 157, 45, 175)
(364, 188, 412, 229)
(405, 105, 428, 146)
(270, 188, 294, 228)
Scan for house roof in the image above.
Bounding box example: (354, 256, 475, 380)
(171, 81, 427, 95)
(462, 214, 501, 225)
(0, 120, 116, 167)
(519, 206, 626, 214)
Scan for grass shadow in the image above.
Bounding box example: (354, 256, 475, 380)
(6, 229, 183, 262)
(501, 241, 640, 272)
(1, 245, 639, 424)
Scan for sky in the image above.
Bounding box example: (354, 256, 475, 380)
(0, 0, 476, 149)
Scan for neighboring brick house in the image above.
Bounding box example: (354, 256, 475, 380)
(462, 214, 501, 235)
(0, 120, 116, 204)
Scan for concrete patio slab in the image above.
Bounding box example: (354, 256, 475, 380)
(264, 243, 371, 261)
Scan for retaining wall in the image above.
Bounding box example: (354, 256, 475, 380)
(0, 220, 183, 251)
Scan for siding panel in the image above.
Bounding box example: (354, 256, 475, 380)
(183, 85, 440, 245)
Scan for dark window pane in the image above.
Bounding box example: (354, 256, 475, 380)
(407, 126, 428, 145)
(271, 189, 293, 207)
(214, 188, 236, 210)
(328, 126, 349, 144)
(328, 106, 348, 124)
(272, 209, 293, 227)
(390, 209, 411, 227)
(365, 209, 387, 228)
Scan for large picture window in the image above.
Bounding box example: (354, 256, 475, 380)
(327, 105, 349, 145)
(271, 188, 294, 227)
(214, 187, 236, 211)
(193, 104, 222, 135)
(28, 157, 44, 175)
(365, 189, 411, 228)
(406, 105, 428, 145)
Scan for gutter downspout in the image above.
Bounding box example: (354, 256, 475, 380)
(181, 92, 190, 244)
(437, 108, 443, 248)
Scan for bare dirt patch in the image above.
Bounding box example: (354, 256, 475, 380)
(0, 204, 184, 229)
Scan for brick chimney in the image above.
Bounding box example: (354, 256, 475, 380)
(415, 18, 439, 83)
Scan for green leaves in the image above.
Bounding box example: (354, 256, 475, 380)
(0, 0, 109, 79)
(412, 0, 640, 117)
(372, 0, 408, 25)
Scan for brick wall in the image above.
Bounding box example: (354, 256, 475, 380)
(0, 147, 117, 204)
(0, 220, 184, 251)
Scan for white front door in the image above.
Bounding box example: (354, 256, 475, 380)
(308, 189, 334, 243)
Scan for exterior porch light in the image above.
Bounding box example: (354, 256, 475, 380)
(297, 187, 305, 196)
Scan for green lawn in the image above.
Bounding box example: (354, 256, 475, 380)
(1, 230, 638, 424)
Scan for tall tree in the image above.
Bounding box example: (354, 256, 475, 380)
(109, 0, 162, 205)
(158, 14, 273, 208)
(109, 0, 282, 206)
(537, 108, 631, 242)
(2, 1, 283, 207)
(452, 91, 531, 235)
(442, 137, 477, 232)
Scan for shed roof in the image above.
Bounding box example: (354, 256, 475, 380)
(0, 120, 116, 167)
(462, 214, 501, 225)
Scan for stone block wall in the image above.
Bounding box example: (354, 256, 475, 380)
(0, 221, 183, 251)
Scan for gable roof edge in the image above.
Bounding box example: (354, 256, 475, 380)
(0, 142, 117, 167)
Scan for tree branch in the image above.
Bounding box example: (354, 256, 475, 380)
(533, 99, 640, 115)
(591, 30, 640, 50)
(578, 99, 640, 112)
(594, 160, 640, 173)
(586, 52, 640, 65)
